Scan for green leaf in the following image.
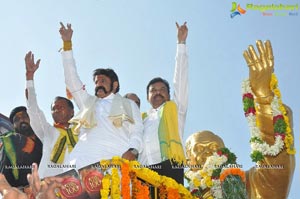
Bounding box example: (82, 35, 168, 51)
(243, 98, 254, 112)
(274, 119, 287, 133)
(251, 150, 264, 162)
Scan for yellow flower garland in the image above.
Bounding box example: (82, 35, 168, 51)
(100, 174, 111, 199)
(242, 73, 296, 163)
(98, 157, 194, 198)
(271, 74, 295, 155)
(111, 167, 121, 199)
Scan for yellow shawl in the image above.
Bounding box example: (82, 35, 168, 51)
(158, 101, 186, 164)
(50, 126, 78, 164)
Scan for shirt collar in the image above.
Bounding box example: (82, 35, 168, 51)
(99, 92, 115, 100)
(149, 102, 166, 113)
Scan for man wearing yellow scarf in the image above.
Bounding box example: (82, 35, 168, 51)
(25, 51, 78, 178)
(139, 22, 189, 185)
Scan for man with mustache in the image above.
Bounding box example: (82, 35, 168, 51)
(139, 22, 189, 185)
(24, 51, 78, 178)
(59, 22, 143, 170)
(10, 107, 35, 137)
(0, 106, 42, 188)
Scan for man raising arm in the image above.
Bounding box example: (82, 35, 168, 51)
(140, 22, 189, 184)
(25, 51, 77, 178)
(59, 22, 143, 169)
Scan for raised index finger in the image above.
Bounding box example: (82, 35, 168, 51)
(25, 51, 32, 60)
(60, 22, 66, 29)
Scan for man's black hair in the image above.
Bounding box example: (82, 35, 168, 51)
(93, 68, 120, 93)
(9, 106, 27, 123)
(51, 96, 74, 110)
(146, 77, 170, 97)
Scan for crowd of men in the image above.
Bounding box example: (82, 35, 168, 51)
(0, 21, 189, 198)
(0, 21, 295, 199)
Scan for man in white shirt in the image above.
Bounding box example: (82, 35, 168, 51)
(140, 22, 189, 184)
(59, 23, 143, 170)
(25, 51, 78, 178)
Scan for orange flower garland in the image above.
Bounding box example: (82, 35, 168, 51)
(129, 171, 138, 199)
(167, 188, 181, 199)
(98, 157, 194, 198)
(121, 162, 130, 199)
(219, 168, 245, 182)
(135, 179, 150, 199)
(142, 183, 150, 199)
(159, 184, 167, 199)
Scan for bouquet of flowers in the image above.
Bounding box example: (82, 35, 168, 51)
(185, 147, 247, 199)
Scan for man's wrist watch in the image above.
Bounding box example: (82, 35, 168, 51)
(128, 148, 139, 158)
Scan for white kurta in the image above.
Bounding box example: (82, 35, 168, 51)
(61, 50, 143, 170)
(26, 80, 67, 178)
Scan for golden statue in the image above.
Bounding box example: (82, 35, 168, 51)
(185, 40, 295, 199)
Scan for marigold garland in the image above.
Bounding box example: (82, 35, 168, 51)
(135, 178, 150, 199)
(111, 167, 120, 199)
(100, 159, 111, 170)
(132, 165, 192, 198)
(159, 184, 167, 199)
(143, 183, 150, 199)
(167, 188, 181, 199)
(242, 74, 295, 162)
(98, 156, 194, 198)
(271, 74, 295, 155)
(219, 168, 245, 182)
(121, 161, 130, 199)
(129, 171, 139, 199)
(100, 174, 111, 199)
(111, 156, 122, 166)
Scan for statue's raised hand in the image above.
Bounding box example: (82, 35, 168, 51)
(243, 40, 274, 98)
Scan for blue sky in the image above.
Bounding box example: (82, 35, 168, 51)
(0, 0, 299, 197)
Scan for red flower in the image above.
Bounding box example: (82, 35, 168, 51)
(243, 93, 253, 100)
(275, 133, 285, 140)
(273, 115, 284, 124)
(245, 107, 256, 116)
(191, 189, 199, 194)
